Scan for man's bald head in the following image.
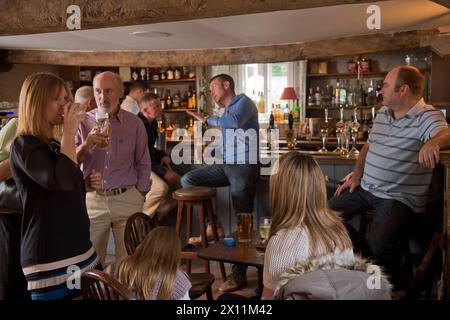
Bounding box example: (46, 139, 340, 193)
(93, 71, 124, 114)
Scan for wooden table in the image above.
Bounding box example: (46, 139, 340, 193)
(197, 231, 265, 298)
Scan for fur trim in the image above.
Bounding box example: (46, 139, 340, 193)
(274, 254, 392, 296)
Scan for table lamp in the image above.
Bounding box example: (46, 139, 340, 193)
(280, 87, 300, 123)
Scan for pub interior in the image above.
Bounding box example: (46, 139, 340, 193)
(1, 0, 450, 302)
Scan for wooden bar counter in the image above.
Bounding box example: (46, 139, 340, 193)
(439, 150, 450, 299)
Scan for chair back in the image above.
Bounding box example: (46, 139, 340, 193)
(81, 269, 132, 300)
(124, 212, 158, 255)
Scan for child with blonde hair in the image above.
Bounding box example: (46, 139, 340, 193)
(116, 226, 192, 300)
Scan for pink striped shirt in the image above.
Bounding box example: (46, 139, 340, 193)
(76, 108, 151, 193)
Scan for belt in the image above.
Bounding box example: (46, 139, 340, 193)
(96, 187, 130, 197)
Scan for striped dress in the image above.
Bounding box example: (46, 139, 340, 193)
(361, 99, 448, 213)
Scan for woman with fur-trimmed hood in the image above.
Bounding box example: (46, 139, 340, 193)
(262, 152, 391, 299)
(274, 255, 391, 300)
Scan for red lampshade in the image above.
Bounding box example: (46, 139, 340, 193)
(280, 87, 298, 100)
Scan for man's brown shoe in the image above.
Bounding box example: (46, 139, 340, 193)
(219, 274, 248, 292)
(188, 222, 225, 246)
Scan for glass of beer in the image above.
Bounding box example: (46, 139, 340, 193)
(95, 109, 109, 150)
(259, 217, 272, 243)
(236, 213, 253, 243)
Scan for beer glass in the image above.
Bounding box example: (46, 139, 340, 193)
(259, 217, 272, 243)
(236, 213, 253, 243)
(95, 109, 109, 149)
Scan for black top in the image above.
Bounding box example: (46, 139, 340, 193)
(10, 135, 92, 267)
(137, 112, 167, 177)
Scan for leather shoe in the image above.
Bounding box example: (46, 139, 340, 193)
(219, 273, 247, 292)
(188, 221, 225, 246)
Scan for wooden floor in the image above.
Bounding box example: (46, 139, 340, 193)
(182, 259, 259, 300)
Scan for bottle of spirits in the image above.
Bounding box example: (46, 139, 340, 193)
(315, 86, 322, 107)
(268, 111, 275, 150)
(335, 80, 340, 107)
(152, 68, 159, 81)
(174, 67, 182, 80)
(291, 100, 300, 123)
(339, 80, 347, 107)
(166, 66, 174, 80)
(258, 92, 265, 113)
(308, 88, 315, 107)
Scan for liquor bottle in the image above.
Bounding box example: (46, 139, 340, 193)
(152, 68, 160, 81)
(268, 111, 275, 150)
(286, 112, 295, 150)
(257, 92, 265, 113)
(145, 68, 150, 81)
(339, 80, 347, 107)
(160, 68, 166, 80)
(140, 68, 146, 81)
(283, 104, 290, 123)
(198, 91, 206, 113)
(165, 90, 173, 109)
(190, 89, 197, 110)
(132, 69, 139, 81)
(174, 67, 182, 80)
(166, 66, 174, 80)
(335, 80, 340, 107)
(322, 84, 331, 108)
(307, 88, 315, 107)
(315, 86, 322, 107)
(291, 100, 300, 123)
(173, 91, 181, 109)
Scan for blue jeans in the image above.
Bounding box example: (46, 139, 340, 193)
(328, 186, 413, 287)
(181, 164, 259, 276)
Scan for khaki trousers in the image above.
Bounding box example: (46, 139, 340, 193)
(142, 171, 178, 219)
(86, 186, 144, 265)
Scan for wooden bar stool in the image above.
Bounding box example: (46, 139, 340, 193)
(173, 186, 227, 281)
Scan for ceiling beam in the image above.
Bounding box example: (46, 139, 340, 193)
(431, 0, 450, 9)
(3, 30, 439, 67)
(0, 0, 389, 36)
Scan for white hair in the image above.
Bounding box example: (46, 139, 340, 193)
(74, 85, 94, 103)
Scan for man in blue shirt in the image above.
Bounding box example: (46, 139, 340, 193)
(184, 74, 259, 292)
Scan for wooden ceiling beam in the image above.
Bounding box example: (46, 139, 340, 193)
(0, 0, 389, 36)
(3, 30, 439, 67)
(431, 0, 450, 9)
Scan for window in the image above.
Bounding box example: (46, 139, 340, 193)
(211, 61, 306, 121)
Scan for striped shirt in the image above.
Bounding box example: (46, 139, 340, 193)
(263, 227, 354, 291)
(362, 98, 448, 213)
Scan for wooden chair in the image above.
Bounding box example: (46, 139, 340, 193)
(81, 269, 132, 300)
(124, 212, 158, 255)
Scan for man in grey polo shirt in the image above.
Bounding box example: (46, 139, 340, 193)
(329, 65, 450, 289)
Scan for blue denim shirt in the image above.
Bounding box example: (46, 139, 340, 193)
(207, 94, 259, 164)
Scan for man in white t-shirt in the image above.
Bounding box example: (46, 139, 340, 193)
(121, 81, 147, 115)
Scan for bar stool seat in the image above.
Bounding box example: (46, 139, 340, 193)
(173, 186, 216, 201)
(173, 186, 227, 282)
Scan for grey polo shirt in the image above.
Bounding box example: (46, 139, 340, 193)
(361, 98, 448, 213)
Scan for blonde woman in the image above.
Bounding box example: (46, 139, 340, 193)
(262, 152, 355, 299)
(116, 226, 192, 300)
(9, 73, 99, 300)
